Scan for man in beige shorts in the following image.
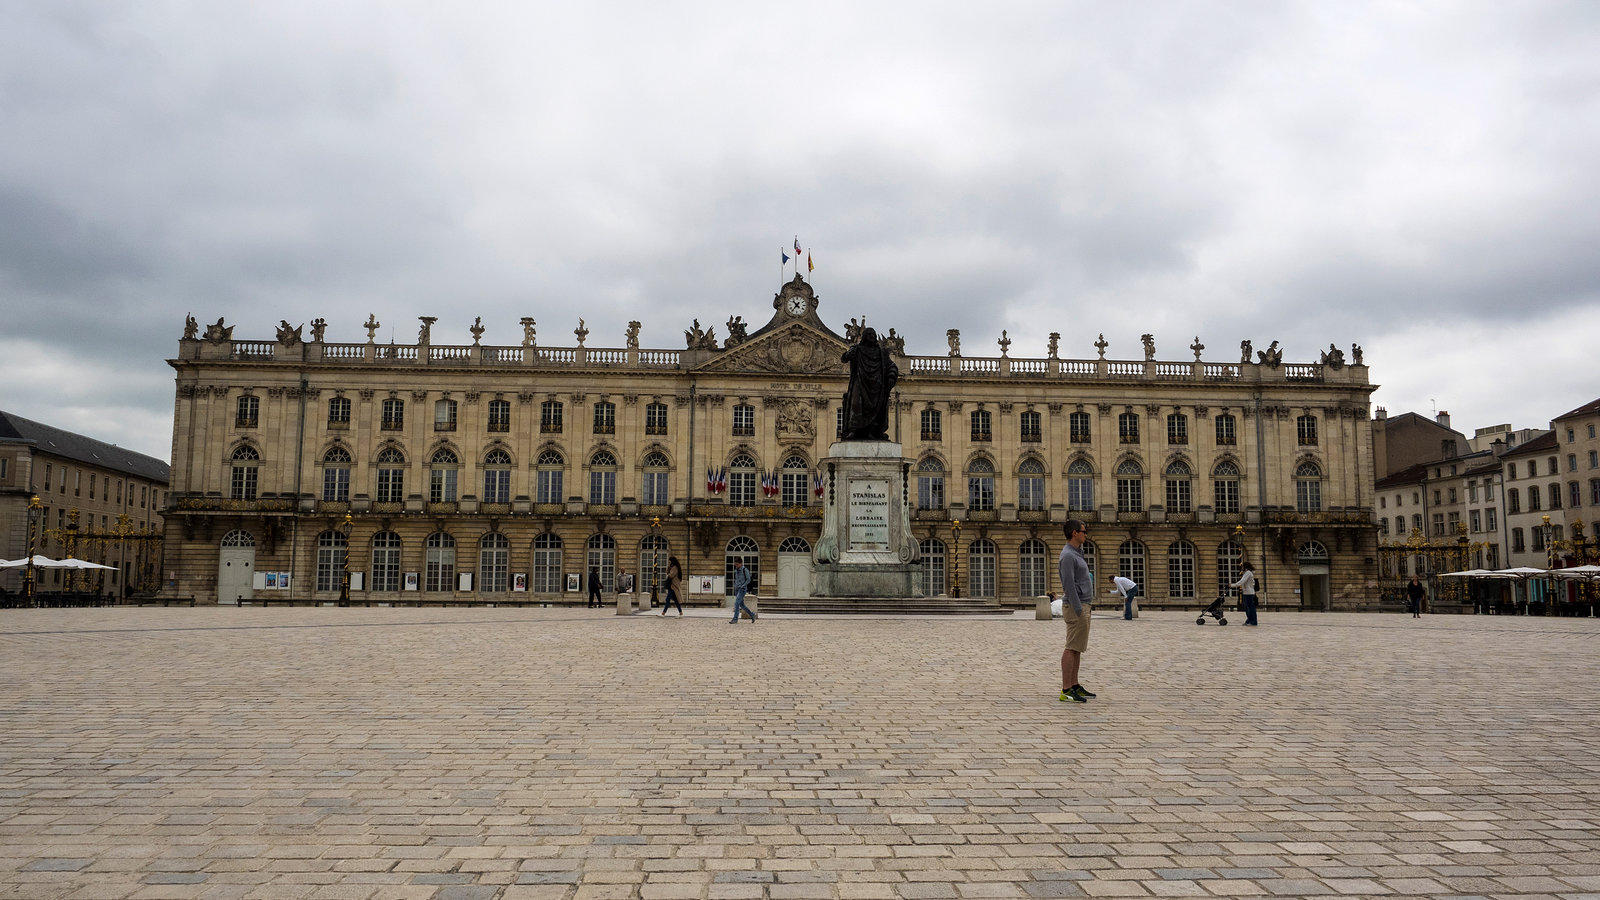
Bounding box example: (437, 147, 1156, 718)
(1058, 518, 1096, 702)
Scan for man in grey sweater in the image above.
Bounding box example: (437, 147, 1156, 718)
(1057, 519, 1096, 702)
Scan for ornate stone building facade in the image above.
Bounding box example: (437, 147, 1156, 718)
(161, 278, 1379, 607)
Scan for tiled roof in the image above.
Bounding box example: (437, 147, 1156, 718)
(1554, 396, 1600, 421)
(0, 411, 170, 483)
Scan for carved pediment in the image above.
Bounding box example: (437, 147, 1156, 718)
(691, 322, 848, 375)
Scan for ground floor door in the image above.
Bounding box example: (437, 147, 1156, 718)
(1299, 567, 1330, 610)
(217, 530, 256, 605)
(777, 537, 812, 598)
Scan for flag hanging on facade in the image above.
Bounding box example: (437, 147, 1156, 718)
(813, 473, 825, 497)
(706, 467, 716, 493)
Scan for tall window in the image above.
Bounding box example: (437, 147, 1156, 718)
(532, 533, 563, 592)
(921, 409, 942, 441)
(588, 450, 618, 505)
(645, 402, 669, 436)
(1215, 413, 1236, 446)
(1017, 458, 1045, 511)
(1217, 540, 1243, 597)
(1528, 485, 1542, 511)
(236, 395, 259, 428)
(967, 538, 996, 598)
(425, 533, 456, 592)
(315, 530, 348, 592)
(971, 410, 992, 442)
(1069, 411, 1091, 443)
(1081, 541, 1097, 580)
(1212, 460, 1240, 514)
(1118, 540, 1146, 587)
(487, 399, 511, 433)
(781, 455, 810, 507)
(967, 457, 995, 511)
(642, 451, 670, 506)
(1168, 541, 1196, 599)
(483, 449, 512, 504)
(479, 533, 510, 592)
(723, 536, 760, 596)
(1166, 413, 1188, 445)
(536, 449, 565, 504)
(1507, 488, 1520, 513)
(1118, 412, 1140, 444)
(917, 539, 946, 597)
(917, 457, 945, 510)
(728, 454, 758, 507)
(1548, 483, 1562, 510)
(1067, 459, 1094, 511)
(732, 404, 755, 437)
(328, 396, 351, 428)
(540, 400, 563, 433)
(1297, 414, 1318, 446)
(1116, 459, 1144, 513)
(593, 401, 616, 435)
(230, 446, 260, 500)
(1511, 528, 1525, 553)
(381, 398, 404, 431)
(376, 448, 405, 503)
(1295, 461, 1323, 513)
(434, 399, 457, 431)
(1020, 410, 1042, 443)
(370, 532, 401, 592)
(321, 447, 351, 502)
(588, 534, 617, 591)
(428, 448, 459, 503)
(1019, 539, 1048, 596)
(1164, 461, 1193, 513)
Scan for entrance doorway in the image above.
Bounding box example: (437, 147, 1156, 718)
(777, 536, 812, 598)
(1298, 540, 1331, 610)
(217, 529, 256, 605)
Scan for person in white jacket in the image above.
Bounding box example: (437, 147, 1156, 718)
(1230, 562, 1259, 626)
(1113, 576, 1139, 620)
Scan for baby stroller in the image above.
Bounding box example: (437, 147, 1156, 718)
(1196, 595, 1228, 626)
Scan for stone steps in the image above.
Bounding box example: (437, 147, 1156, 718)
(756, 596, 1012, 616)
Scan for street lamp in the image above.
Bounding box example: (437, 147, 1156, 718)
(338, 513, 353, 606)
(649, 516, 662, 605)
(949, 519, 962, 598)
(24, 495, 41, 605)
(1542, 514, 1556, 616)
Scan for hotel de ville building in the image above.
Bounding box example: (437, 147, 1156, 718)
(161, 276, 1379, 608)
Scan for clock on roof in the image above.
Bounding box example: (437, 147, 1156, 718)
(785, 295, 808, 317)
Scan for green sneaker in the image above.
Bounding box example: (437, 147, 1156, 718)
(1059, 689, 1086, 703)
(1071, 685, 1096, 699)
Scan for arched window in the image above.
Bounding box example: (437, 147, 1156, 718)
(1116, 459, 1144, 513)
(425, 533, 456, 592)
(1212, 460, 1240, 514)
(532, 533, 563, 592)
(536, 449, 565, 505)
(587, 533, 617, 591)
(221, 529, 254, 547)
(1167, 541, 1196, 599)
(315, 530, 348, 592)
(1295, 461, 1323, 513)
(725, 536, 759, 595)
(917, 456, 945, 510)
(1118, 540, 1146, 586)
(1067, 459, 1094, 511)
(967, 457, 995, 511)
(639, 535, 668, 596)
(321, 446, 351, 502)
(1299, 541, 1329, 564)
(641, 451, 670, 506)
(428, 448, 459, 503)
(1164, 461, 1192, 513)
(1017, 458, 1045, 511)
(918, 538, 946, 597)
(483, 449, 512, 504)
(479, 533, 510, 592)
(376, 447, 405, 503)
(229, 445, 260, 500)
(967, 538, 997, 597)
(588, 450, 618, 505)
(1019, 538, 1048, 596)
(778, 536, 811, 553)
(728, 454, 758, 507)
(1217, 539, 1243, 597)
(781, 455, 810, 508)
(370, 531, 401, 592)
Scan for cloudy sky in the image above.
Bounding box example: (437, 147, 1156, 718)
(3, 2, 1598, 461)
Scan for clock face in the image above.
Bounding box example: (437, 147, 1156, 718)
(786, 296, 807, 316)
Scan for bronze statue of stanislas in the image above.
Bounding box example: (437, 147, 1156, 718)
(840, 327, 899, 441)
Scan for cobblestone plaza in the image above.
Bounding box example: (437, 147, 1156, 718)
(2, 608, 1597, 899)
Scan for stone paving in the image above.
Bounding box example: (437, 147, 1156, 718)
(1, 606, 1598, 900)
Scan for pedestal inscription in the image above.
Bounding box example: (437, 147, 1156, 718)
(813, 441, 918, 598)
(849, 480, 889, 550)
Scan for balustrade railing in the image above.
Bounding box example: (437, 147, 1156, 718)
(322, 343, 364, 359)
(232, 341, 275, 359)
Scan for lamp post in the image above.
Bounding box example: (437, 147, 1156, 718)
(338, 512, 353, 606)
(649, 516, 662, 606)
(949, 519, 962, 598)
(24, 495, 41, 605)
(1542, 514, 1556, 616)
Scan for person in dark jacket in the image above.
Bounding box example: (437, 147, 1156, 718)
(1406, 575, 1425, 618)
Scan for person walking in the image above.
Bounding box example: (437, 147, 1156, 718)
(587, 565, 603, 608)
(1231, 562, 1259, 626)
(1057, 519, 1096, 702)
(1406, 575, 1425, 618)
(728, 558, 757, 623)
(1113, 575, 1139, 620)
(659, 555, 685, 616)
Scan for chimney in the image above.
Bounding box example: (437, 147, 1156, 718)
(1492, 438, 1506, 456)
(1375, 406, 1387, 420)
(1436, 410, 1450, 429)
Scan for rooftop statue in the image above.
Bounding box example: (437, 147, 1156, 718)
(840, 327, 899, 441)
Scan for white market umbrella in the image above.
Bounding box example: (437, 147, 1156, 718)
(0, 555, 63, 568)
(1439, 569, 1491, 578)
(54, 558, 117, 571)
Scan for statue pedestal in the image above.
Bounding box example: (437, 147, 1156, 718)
(812, 441, 918, 598)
